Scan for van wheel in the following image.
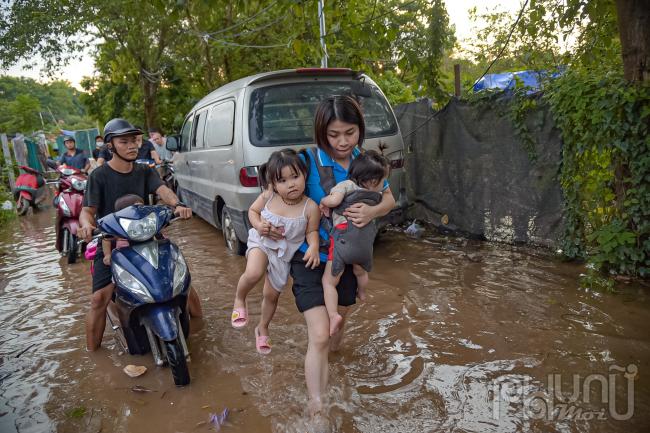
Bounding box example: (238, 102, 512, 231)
(221, 207, 245, 255)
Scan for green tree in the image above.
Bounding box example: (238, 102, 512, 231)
(1, 1, 455, 132)
(0, 94, 41, 133)
(0, 76, 94, 133)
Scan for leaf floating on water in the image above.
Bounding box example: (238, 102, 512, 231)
(67, 406, 86, 419)
(201, 405, 210, 409)
(123, 365, 147, 378)
(131, 385, 156, 393)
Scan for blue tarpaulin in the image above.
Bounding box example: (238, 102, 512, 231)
(473, 70, 561, 93)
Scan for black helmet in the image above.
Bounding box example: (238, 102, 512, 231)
(62, 135, 75, 143)
(103, 118, 142, 143)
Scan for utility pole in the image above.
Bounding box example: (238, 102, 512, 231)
(318, 0, 328, 68)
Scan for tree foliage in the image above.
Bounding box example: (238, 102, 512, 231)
(1, 0, 455, 132)
(0, 76, 94, 134)
(459, 0, 649, 279)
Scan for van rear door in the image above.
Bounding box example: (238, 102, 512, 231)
(242, 78, 404, 189)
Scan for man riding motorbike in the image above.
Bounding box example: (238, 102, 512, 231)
(78, 118, 202, 351)
(58, 135, 90, 172)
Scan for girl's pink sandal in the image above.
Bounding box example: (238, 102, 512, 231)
(231, 307, 248, 328)
(254, 326, 272, 355)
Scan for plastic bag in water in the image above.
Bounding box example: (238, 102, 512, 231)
(405, 220, 424, 238)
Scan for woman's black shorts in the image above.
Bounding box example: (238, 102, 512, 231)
(290, 251, 357, 313)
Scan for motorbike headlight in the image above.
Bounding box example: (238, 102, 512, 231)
(59, 198, 71, 217)
(61, 168, 75, 176)
(172, 251, 188, 296)
(71, 178, 87, 191)
(119, 212, 158, 241)
(113, 262, 155, 303)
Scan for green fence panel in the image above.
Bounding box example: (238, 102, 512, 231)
(24, 139, 43, 171)
(56, 128, 99, 157)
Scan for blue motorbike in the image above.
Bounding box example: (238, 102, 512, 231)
(95, 204, 191, 386)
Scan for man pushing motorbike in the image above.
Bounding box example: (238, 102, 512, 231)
(78, 118, 202, 351)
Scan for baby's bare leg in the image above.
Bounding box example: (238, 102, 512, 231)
(322, 261, 344, 336)
(352, 264, 368, 301)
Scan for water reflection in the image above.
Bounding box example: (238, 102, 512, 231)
(0, 209, 649, 432)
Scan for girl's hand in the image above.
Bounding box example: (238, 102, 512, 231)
(257, 218, 285, 240)
(319, 203, 330, 217)
(343, 203, 377, 228)
(303, 245, 321, 269)
(102, 255, 111, 266)
(256, 219, 272, 236)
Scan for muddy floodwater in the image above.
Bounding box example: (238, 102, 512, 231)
(1, 204, 649, 433)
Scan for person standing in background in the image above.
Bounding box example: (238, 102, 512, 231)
(148, 128, 173, 162)
(92, 135, 105, 160)
(134, 125, 161, 164)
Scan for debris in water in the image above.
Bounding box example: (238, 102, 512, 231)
(405, 220, 424, 238)
(14, 343, 36, 358)
(209, 408, 229, 429)
(462, 252, 483, 262)
(123, 365, 147, 378)
(131, 385, 156, 393)
(67, 406, 87, 419)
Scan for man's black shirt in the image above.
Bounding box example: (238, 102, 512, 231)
(137, 140, 156, 160)
(83, 162, 164, 219)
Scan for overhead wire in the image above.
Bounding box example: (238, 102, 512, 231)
(203, 0, 282, 37)
(471, 0, 530, 88)
(402, 0, 531, 140)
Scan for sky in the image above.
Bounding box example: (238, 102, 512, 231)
(2, 0, 524, 90)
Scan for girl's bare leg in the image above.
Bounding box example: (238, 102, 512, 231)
(352, 264, 369, 301)
(232, 249, 267, 321)
(303, 306, 330, 415)
(322, 261, 343, 336)
(257, 276, 280, 337)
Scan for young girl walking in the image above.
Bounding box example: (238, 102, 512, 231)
(231, 149, 321, 354)
(319, 150, 390, 336)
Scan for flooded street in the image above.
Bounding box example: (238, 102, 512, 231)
(1, 203, 649, 433)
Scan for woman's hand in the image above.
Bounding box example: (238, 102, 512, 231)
(303, 244, 321, 269)
(343, 203, 377, 228)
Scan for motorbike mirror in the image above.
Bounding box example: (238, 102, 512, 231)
(166, 135, 180, 152)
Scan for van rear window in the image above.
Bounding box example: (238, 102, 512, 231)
(248, 82, 398, 147)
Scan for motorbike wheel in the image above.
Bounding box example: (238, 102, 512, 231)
(67, 234, 78, 264)
(221, 207, 246, 256)
(16, 197, 29, 216)
(164, 339, 190, 386)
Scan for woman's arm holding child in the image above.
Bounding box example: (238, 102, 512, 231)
(302, 200, 321, 269)
(344, 187, 396, 228)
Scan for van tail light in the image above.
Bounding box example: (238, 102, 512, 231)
(239, 167, 259, 187)
(390, 158, 404, 170)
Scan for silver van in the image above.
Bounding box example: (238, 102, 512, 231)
(169, 68, 406, 254)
